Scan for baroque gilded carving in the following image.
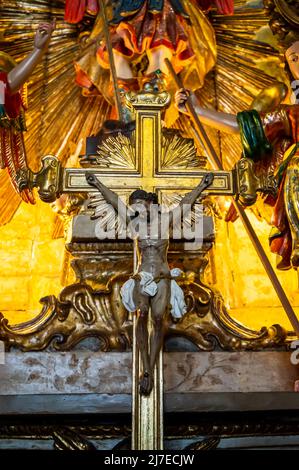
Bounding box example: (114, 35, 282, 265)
(184, 437, 220, 451)
(3, 89, 290, 355)
(236, 157, 278, 206)
(2, 413, 299, 450)
(16, 155, 62, 203)
(53, 427, 96, 451)
(126, 89, 171, 108)
(0, 243, 288, 352)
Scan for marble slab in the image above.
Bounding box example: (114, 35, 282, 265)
(0, 351, 298, 414)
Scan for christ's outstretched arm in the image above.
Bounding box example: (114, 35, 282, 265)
(168, 172, 214, 235)
(86, 173, 129, 224)
(175, 172, 214, 209)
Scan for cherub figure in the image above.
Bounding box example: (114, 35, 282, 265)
(86, 171, 214, 395)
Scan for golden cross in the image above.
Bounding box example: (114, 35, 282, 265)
(15, 88, 292, 450)
(61, 91, 235, 202)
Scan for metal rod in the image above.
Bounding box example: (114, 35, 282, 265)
(98, 0, 123, 120)
(165, 58, 299, 336)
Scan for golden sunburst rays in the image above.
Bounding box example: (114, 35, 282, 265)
(160, 130, 206, 169)
(96, 133, 136, 169)
(88, 191, 127, 237)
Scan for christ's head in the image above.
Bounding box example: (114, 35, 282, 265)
(128, 189, 159, 220)
(286, 40, 299, 81)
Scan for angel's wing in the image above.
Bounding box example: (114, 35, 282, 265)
(0, 127, 34, 204)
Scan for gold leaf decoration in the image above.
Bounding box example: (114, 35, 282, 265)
(161, 130, 206, 170)
(96, 133, 136, 170)
(0, 0, 285, 226)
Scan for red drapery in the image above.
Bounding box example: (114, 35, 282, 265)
(64, 0, 99, 24)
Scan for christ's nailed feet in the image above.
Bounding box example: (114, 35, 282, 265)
(139, 371, 154, 396)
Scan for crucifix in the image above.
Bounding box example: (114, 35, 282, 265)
(85, 160, 214, 445)
(17, 87, 280, 450)
(66, 88, 233, 450)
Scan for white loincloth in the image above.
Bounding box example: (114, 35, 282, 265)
(120, 268, 187, 319)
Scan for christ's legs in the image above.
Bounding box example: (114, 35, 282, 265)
(133, 282, 151, 394)
(136, 307, 150, 373)
(132, 278, 170, 395)
(145, 46, 173, 76)
(150, 279, 170, 370)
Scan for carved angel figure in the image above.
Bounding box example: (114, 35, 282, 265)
(175, 36, 299, 271)
(0, 20, 55, 203)
(64, 0, 233, 121)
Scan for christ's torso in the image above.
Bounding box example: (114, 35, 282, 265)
(137, 238, 170, 277)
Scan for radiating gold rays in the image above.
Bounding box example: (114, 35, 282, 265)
(96, 133, 136, 169)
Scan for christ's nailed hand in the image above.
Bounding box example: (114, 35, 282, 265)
(86, 173, 99, 187)
(201, 172, 214, 189)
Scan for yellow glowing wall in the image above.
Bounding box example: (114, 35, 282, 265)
(0, 196, 65, 325)
(211, 212, 299, 331)
(0, 195, 298, 331)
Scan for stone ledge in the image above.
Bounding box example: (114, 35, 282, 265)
(0, 351, 296, 395)
(1, 392, 299, 415)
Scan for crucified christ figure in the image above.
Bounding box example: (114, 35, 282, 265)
(86, 172, 214, 395)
